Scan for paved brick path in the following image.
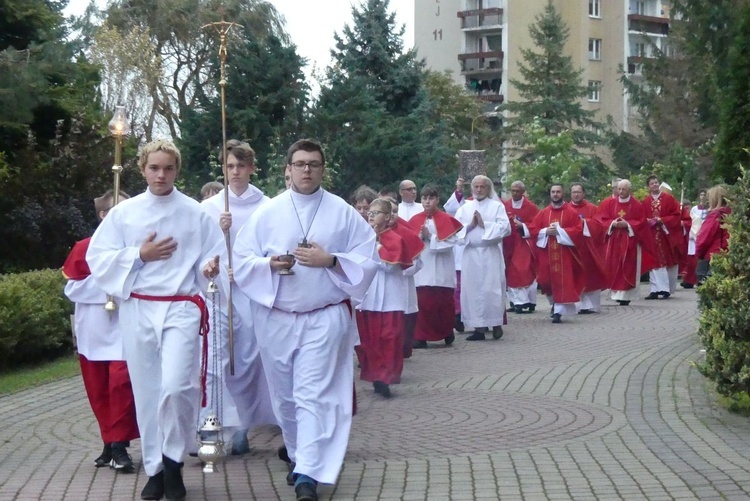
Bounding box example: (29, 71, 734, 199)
(2, 287, 750, 500)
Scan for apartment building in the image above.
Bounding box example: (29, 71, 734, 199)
(414, 0, 671, 134)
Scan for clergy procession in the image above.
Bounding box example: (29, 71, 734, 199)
(60, 129, 729, 501)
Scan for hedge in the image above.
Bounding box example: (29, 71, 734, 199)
(0, 269, 74, 370)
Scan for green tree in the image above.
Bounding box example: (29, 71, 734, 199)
(0, 0, 140, 272)
(714, 4, 750, 182)
(501, 0, 604, 150)
(310, 0, 451, 196)
(177, 32, 307, 196)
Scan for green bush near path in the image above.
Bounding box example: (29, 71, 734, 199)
(697, 167, 750, 401)
(0, 269, 74, 370)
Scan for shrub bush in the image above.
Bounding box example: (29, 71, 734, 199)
(0, 269, 74, 370)
(697, 167, 750, 396)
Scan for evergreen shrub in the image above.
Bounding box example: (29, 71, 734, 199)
(0, 269, 73, 370)
(697, 168, 750, 396)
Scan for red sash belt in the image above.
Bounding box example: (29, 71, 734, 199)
(129, 292, 211, 407)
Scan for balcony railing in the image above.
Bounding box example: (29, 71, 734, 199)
(458, 50, 503, 74)
(458, 8, 503, 30)
(628, 14, 669, 35)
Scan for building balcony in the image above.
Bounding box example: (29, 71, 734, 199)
(477, 93, 504, 103)
(628, 14, 669, 35)
(458, 50, 503, 75)
(458, 8, 503, 32)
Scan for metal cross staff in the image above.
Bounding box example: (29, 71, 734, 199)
(203, 20, 240, 375)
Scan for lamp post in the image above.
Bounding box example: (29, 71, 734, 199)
(104, 105, 130, 312)
(470, 110, 499, 150)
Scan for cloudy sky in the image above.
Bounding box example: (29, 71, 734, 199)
(64, 0, 416, 79)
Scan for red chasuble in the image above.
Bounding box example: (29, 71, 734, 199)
(595, 197, 656, 292)
(377, 228, 413, 269)
(642, 193, 683, 268)
(62, 237, 92, 280)
(528, 203, 586, 303)
(569, 200, 609, 292)
(408, 210, 463, 241)
(391, 217, 426, 263)
(502, 198, 540, 288)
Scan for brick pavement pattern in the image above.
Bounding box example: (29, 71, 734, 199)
(2, 287, 750, 500)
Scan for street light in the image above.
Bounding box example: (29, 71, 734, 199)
(104, 105, 130, 312)
(470, 110, 500, 150)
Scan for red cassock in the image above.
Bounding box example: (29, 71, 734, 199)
(528, 203, 586, 304)
(595, 197, 656, 292)
(62, 238, 139, 444)
(569, 200, 609, 292)
(409, 210, 463, 342)
(678, 207, 695, 281)
(503, 198, 540, 288)
(642, 193, 683, 268)
(355, 229, 413, 385)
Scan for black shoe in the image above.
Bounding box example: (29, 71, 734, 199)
(295, 482, 319, 501)
(412, 340, 427, 349)
(373, 380, 392, 398)
(454, 314, 464, 333)
(552, 313, 562, 324)
(527, 304, 536, 312)
(286, 466, 297, 486)
(444, 333, 455, 346)
(94, 444, 112, 468)
(616, 300, 630, 305)
(578, 309, 592, 315)
(466, 330, 486, 341)
(278, 445, 292, 465)
(681, 282, 694, 289)
(110, 443, 135, 473)
(231, 429, 250, 455)
(645, 292, 659, 300)
(141, 471, 164, 500)
(659, 291, 671, 299)
(492, 326, 503, 340)
(162, 455, 185, 501)
(513, 305, 524, 314)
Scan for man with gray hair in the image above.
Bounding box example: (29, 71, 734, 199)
(454, 175, 511, 340)
(595, 179, 655, 305)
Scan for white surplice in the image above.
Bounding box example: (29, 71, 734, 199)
(64, 277, 124, 361)
(86, 187, 224, 476)
(413, 218, 457, 289)
(233, 188, 377, 484)
(455, 198, 511, 329)
(201, 186, 276, 440)
(398, 201, 424, 221)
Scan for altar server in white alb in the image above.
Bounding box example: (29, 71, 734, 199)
(63, 190, 139, 474)
(87, 140, 224, 501)
(232, 139, 377, 501)
(454, 175, 511, 341)
(200, 139, 276, 454)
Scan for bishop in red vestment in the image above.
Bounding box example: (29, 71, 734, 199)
(569, 184, 608, 313)
(642, 177, 683, 298)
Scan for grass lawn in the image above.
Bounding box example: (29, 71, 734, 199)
(0, 355, 80, 396)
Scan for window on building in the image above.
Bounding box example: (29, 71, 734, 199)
(634, 42, 646, 57)
(589, 38, 602, 60)
(635, 1, 646, 15)
(589, 0, 601, 18)
(588, 81, 602, 102)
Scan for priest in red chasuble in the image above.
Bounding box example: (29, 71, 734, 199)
(595, 179, 656, 305)
(503, 180, 540, 314)
(641, 176, 683, 299)
(527, 184, 586, 324)
(569, 183, 608, 314)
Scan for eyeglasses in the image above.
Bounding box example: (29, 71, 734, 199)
(367, 210, 388, 217)
(290, 161, 324, 170)
(400, 187, 417, 191)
